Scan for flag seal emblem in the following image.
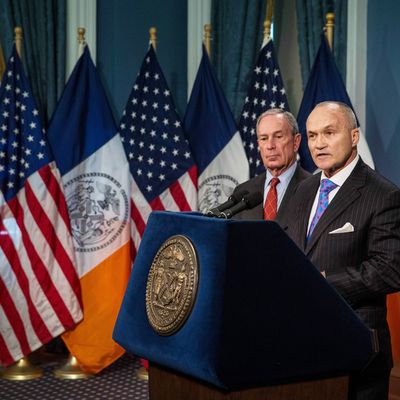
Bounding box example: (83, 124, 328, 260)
(64, 172, 129, 252)
(146, 235, 199, 335)
(198, 174, 238, 213)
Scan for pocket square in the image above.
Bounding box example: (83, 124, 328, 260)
(329, 222, 355, 234)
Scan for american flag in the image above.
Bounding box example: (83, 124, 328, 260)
(238, 38, 289, 177)
(118, 45, 197, 256)
(0, 47, 82, 366)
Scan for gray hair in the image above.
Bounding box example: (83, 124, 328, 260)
(256, 108, 299, 136)
(312, 101, 358, 129)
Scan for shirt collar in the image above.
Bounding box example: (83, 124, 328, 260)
(321, 154, 359, 187)
(266, 161, 297, 187)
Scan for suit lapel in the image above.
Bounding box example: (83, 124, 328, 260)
(305, 160, 366, 255)
(248, 173, 266, 219)
(278, 164, 299, 223)
(298, 176, 320, 251)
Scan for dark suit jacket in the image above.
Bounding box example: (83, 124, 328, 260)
(286, 158, 400, 374)
(232, 163, 310, 227)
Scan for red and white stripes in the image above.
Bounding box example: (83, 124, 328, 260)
(130, 165, 197, 258)
(0, 163, 82, 366)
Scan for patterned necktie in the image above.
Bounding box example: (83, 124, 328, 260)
(264, 177, 280, 220)
(307, 179, 338, 240)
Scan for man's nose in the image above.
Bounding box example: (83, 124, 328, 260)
(266, 138, 276, 149)
(315, 135, 326, 149)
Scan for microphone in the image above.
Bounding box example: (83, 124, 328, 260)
(220, 192, 263, 219)
(206, 189, 249, 217)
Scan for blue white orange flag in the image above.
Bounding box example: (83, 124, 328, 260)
(238, 38, 289, 178)
(118, 45, 197, 258)
(0, 47, 82, 366)
(297, 34, 374, 172)
(47, 46, 131, 373)
(183, 46, 248, 212)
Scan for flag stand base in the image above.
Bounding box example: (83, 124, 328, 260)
(53, 354, 92, 380)
(0, 357, 43, 380)
(135, 366, 149, 381)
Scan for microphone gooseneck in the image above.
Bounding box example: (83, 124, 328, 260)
(220, 192, 263, 219)
(205, 189, 249, 218)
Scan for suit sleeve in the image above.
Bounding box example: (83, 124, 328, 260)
(327, 188, 400, 306)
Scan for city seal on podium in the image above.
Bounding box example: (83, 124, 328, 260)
(146, 235, 199, 335)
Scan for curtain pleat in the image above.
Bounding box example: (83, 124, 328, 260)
(296, 0, 347, 88)
(0, 0, 66, 125)
(211, 0, 267, 120)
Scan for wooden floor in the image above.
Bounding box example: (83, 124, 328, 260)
(390, 361, 400, 400)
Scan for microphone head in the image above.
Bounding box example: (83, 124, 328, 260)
(244, 192, 263, 209)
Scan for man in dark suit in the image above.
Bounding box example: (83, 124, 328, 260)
(287, 101, 400, 400)
(233, 108, 310, 225)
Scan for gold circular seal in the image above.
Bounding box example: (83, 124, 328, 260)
(145, 235, 199, 335)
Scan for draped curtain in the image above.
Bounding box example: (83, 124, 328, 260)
(211, 0, 267, 120)
(296, 0, 347, 88)
(0, 0, 66, 125)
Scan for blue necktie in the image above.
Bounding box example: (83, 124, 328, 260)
(307, 179, 338, 240)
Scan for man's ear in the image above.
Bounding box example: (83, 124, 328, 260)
(351, 128, 359, 147)
(294, 133, 301, 152)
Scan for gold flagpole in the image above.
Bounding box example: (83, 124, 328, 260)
(0, 25, 44, 382)
(325, 12, 334, 50)
(203, 24, 212, 58)
(263, 0, 275, 41)
(53, 28, 92, 381)
(149, 27, 157, 51)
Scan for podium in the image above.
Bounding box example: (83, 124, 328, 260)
(113, 211, 374, 399)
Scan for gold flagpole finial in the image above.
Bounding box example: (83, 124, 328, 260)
(149, 27, 157, 51)
(14, 27, 23, 58)
(78, 27, 86, 57)
(263, 20, 272, 40)
(325, 12, 334, 50)
(78, 27, 86, 44)
(263, 0, 275, 41)
(203, 24, 212, 58)
(77, 27, 86, 56)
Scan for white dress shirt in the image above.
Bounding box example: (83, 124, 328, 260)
(307, 154, 360, 232)
(264, 161, 297, 210)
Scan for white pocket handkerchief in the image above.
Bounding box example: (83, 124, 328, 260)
(329, 222, 355, 234)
